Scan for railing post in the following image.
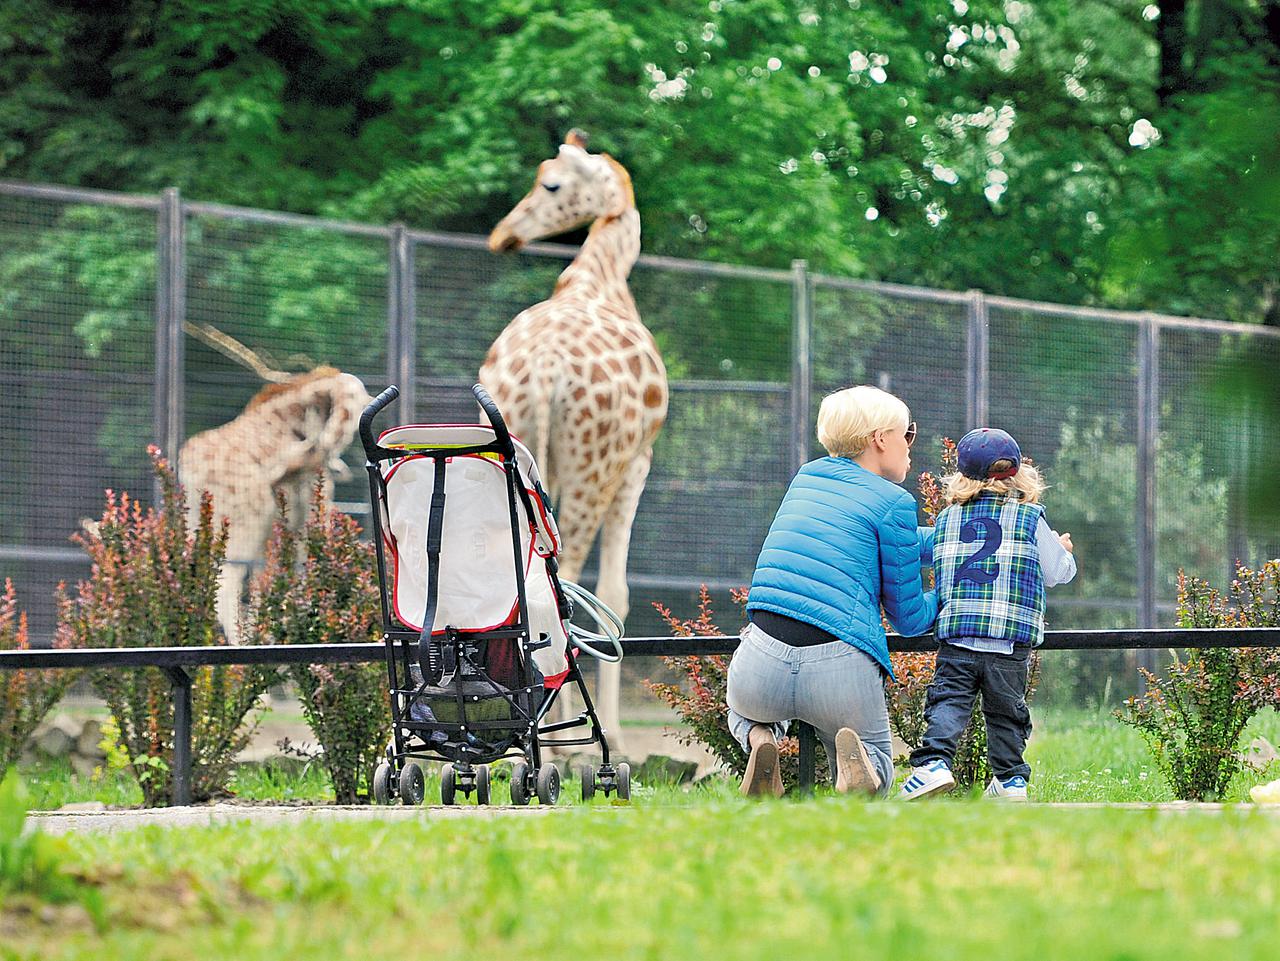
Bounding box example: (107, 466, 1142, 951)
(790, 259, 813, 476)
(154, 187, 186, 465)
(163, 666, 193, 806)
(387, 224, 416, 418)
(797, 721, 817, 795)
(965, 289, 989, 429)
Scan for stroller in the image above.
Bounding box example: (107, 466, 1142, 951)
(360, 384, 629, 806)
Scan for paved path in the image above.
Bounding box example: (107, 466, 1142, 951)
(28, 799, 1280, 834)
(28, 802, 568, 834)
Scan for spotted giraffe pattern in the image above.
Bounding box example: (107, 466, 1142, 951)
(481, 136, 668, 742)
(178, 368, 372, 642)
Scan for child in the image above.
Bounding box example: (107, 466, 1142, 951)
(899, 428, 1076, 802)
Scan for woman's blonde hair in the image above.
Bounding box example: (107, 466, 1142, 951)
(944, 460, 1047, 505)
(816, 385, 911, 458)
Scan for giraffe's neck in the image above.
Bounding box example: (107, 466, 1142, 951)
(554, 208, 640, 298)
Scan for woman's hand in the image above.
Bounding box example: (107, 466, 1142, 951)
(1058, 532, 1074, 553)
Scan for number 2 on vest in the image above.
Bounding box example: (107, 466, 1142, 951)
(956, 517, 1003, 584)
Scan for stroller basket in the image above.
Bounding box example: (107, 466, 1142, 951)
(360, 383, 631, 807)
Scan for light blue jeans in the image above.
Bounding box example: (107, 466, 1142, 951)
(726, 622, 894, 796)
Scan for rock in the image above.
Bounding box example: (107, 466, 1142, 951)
(1245, 737, 1278, 766)
(57, 801, 107, 812)
(76, 719, 106, 759)
(69, 754, 98, 779)
(33, 725, 74, 758)
(633, 754, 698, 786)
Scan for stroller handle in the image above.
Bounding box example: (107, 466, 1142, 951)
(360, 385, 401, 456)
(472, 384, 514, 454)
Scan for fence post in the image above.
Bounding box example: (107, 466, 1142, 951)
(790, 260, 813, 476)
(965, 289, 989, 430)
(1136, 315, 1160, 643)
(154, 187, 186, 464)
(387, 225, 416, 418)
(163, 666, 193, 806)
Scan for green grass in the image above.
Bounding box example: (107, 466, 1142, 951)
(6, 800, 1280, 959)
(17, 707, 1280, 808)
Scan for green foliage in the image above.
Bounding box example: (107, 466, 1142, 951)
(57, 448, 276, 805)
(1117, 562, 1280, 801)
(0, 770, 100, 916)
(0, 581, 75, 775)
(2, 0, 1277, 326)
(246, 484, 388, 804)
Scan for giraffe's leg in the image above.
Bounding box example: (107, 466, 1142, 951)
(591, 448, 652, 756)
(216, 563, 248, 644)
(544, 476, 611, 747)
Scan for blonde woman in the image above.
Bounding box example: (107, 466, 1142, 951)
(900, 428, 1076, 802)
(729, 386, 938, 798)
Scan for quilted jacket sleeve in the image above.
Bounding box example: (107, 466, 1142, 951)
(917, 525, 935, 568)
(879, 492, 939, 637)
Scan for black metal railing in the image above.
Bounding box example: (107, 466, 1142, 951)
(5, 628, 1280, 804)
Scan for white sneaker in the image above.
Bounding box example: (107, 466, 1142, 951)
(899, 760, 956, 801)
(984, 775, 1028, 801)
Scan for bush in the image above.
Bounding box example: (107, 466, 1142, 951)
(1, 580, 75, 775)
(246, 484, 388, 804)
(58, 448, 276, 805)
(1116, 563, 1280, 800)
(646, 587, 830, 791)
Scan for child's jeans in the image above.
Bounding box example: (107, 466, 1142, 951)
(908, 642, 1033, 781)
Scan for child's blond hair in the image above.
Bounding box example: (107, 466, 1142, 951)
(944, 460, 1046, 505)
(816, 385, 911, 458)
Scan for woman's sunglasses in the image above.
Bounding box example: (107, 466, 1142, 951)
(876, 422, 917, 447)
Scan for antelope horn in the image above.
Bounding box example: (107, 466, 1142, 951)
(183, 321, 291, 383)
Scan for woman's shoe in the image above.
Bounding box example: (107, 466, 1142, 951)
(834, 727, 881, 795)
(741, 725, 784, 797)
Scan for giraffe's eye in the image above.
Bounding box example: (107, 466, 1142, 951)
(542, 182, 561, 193)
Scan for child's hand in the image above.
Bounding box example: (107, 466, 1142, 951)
(1059, 532, 1074, 553)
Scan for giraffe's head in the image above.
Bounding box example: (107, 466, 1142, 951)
(246, 367, 374, 480)
(489, 130, 635, 253)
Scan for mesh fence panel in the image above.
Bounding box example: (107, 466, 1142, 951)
(988, 305, 1141, 631)
(3, 181, 1279, 703)
(809, 282, 969, 483)
(0, 191, 158, 637)
(1158, 326, 1280, 591)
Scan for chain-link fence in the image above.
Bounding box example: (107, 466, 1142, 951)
(3, 179, 1277, 705)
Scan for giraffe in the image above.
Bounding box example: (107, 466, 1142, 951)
(178, 324, 372, 642)
(481, 131, 668, 748)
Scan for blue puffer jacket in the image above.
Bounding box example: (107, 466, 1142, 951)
(747, 457, 938, 676)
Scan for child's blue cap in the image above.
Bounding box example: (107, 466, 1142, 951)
(957, 428, 1021, 480)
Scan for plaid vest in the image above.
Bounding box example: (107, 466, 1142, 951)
(934, 494, 1046, 647)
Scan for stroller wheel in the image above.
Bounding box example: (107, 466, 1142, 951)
(510, 761, 531, 805)
(400, 761, 426, 806)
(440, 764, 457, 805)
(536, 764, 561, 806)
(580, 764, 597, 802)
(616, 762, 631, 802)
(476, 765, 491, 806)
(372, 762, 393, 805)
